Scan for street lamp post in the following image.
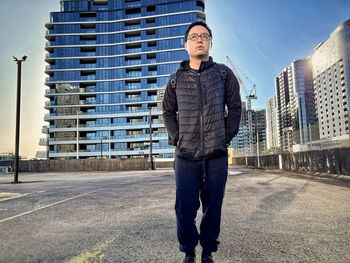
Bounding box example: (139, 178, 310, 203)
(100, 137, 103, 159)
(12, 55, 27, 184)
(108, 123, 111, 159)
(46, 126, 50, 159)
(76, 111, 80, 159)
(149, 107, 155, 170)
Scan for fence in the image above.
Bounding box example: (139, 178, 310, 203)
(233, 147, 350, 175)
(0, 158, 149, 173)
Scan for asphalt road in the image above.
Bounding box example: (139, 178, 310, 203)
(0, 167, 349, 263)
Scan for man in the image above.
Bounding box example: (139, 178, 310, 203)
(162, 21, 242, 263)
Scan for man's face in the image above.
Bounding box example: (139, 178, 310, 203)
(184, 25, 212, 59)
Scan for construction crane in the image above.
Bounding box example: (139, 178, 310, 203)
(226, 56, 257, 156)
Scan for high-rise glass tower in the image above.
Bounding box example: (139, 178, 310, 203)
(275, 59, 316, 151)
(41, 0, 206, 159)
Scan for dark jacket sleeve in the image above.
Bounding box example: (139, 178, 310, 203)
(162, 75, 179, 146)
(225, 66, 242, 143)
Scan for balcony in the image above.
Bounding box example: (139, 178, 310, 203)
(80, 28, 96, 34)
(147, 95, 158, 101)
(80, 52, 96, 57)
(125, 13, 141, 19)
(45, 101, 55, 107)
(35, 151, 48, 159)
(125, 2, 141, 8)
(125, 59, 142, 66)
(45, 89, 57, 95)
(85, 98, 97, 104)
(81, 75, 96, 81)
(80, 63, 97, 68)
(147, 59, 157, 64)
(45, 41, 56, 47)
(125, 24, 140, 30)
(147, 84, 158, 89)
(125, 97, 142, 102)
(86, 87, 96, 92)
(125, 84, 141, 90)
(148, 71, 157, 76)
(39, 138, 48, 146)
(125, 48, 142, 54)
(124, 36, 141, 42)
(126, 72, 142, 78)
(42, 126, 49, 134)
(80, 40, 97, 45)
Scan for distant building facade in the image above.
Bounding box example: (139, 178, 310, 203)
(266, 96, 279, 150)
(272, 19, 350, 152)
(311, 19, 350, 140)
(253, 109, 267, 153)
(231, 103, 267, 156)
(275, 59, 317, 151)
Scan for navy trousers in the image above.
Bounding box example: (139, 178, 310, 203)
(174, 156, 228, 253)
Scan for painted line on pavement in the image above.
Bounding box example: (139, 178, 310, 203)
(0, 192, 28, 202)
(0, 191, 96, 224)
(67, 239, 114, 263)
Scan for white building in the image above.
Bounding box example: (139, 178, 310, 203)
(311, 19, 350, 140)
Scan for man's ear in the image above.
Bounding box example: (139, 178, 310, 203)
(210, 41, 213, 49)
(184, 41, 188, 51)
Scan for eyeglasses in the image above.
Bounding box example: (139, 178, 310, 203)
(187, 33, 212, 42)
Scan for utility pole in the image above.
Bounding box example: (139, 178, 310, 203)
(149, 107, 155, 170)
(12, 55, 27, 184)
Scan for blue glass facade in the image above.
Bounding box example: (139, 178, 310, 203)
(43, 0, 206, 159)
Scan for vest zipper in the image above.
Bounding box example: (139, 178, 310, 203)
(198, 72, 205, 157)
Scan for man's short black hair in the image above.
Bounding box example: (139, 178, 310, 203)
(184, 21, 212, 42)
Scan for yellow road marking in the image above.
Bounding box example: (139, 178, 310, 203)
(0, 192, 26, 202)
(0, 191, 95, 224)
(67, 239, 113, 263)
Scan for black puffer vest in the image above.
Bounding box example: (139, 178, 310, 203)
(162, 57, 241, 161)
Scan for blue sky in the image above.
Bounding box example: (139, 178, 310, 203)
(0, 0, 349, 157)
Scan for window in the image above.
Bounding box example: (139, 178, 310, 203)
(125, 8, 141, 15)
(80, 58, 96, 64)
(124, 19, 140, 26)
(93, 0, 108, 5)
(80, 23, 96, 29)
(146, 17, 155, 24)
(80, 35, 96, 41)
(147, 41, 156, 47)
(146, 29, 156, 35)
(147, 53, 156, 59)
(146, 5, 156, 12)
(80, 12, 96, 18)
(80, 46, 96, 52)
(197, 0, 205, 9)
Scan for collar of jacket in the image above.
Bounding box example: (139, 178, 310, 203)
(178, 56, 216, 73)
